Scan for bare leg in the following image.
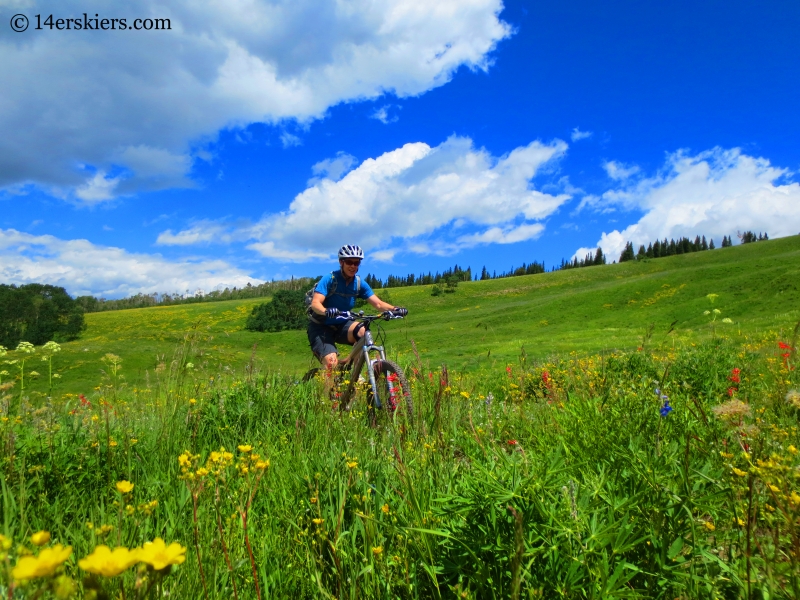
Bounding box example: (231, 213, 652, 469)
(346, 322, 366, 344)
(321, 352, 338, 399)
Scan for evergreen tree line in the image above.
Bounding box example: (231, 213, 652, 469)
(0, 284, 86, 347)
(617, 231, 768, 263)
(363, 265, 473, 290)
(76, 277, 315, 313)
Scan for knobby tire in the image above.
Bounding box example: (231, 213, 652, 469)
(367, 360, 413, 427)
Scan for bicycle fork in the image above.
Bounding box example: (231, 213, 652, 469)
(361, 329, 386, 409)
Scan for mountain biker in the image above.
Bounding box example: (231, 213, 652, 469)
(308, 245, 408, 372)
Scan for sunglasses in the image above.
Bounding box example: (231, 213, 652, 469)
(342, 259, 361, 267)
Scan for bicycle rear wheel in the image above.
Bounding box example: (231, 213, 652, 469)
(367, 360, 413, 426)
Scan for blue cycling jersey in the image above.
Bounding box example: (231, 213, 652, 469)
(314, 270, 374, 325)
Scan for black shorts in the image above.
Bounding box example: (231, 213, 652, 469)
(307, 320, 355, 360)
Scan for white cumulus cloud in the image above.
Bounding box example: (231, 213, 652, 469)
(579, 147, 800, 261)
(0, 229, 260, 298)
(158, 136, 571, 260)
(571, 127, 592, 141)
(0, 0, 511, 202)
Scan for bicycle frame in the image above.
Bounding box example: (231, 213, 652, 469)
(336, 313, 392, 411)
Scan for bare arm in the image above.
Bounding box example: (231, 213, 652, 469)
(310, 292, 328, 317)
(366, 294, 396, 312)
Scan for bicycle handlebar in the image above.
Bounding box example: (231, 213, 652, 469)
(333, 310, 404, 322)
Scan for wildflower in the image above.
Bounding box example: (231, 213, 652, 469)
(703, 521, 716, 532)
(312, 518, 324, 525)
(115, 480, 134, 494)
(30, 531, 51, 546)
(346, 461, 358, 469)
(381, 504, 390, 514)
(460, 391, 469, 399)
(372, 546, 383, 556)
(16, 341, 35, 354)
(713, 399, 751, 420)
(195, 467, 209, 477)
(0, 534, 11, 551)
(660, 400, 673, 417)
(254, 460, 269, 470)
(189, 398, 196, 405)
(78, 545, 141, 577)
(237, 445, 253, 453)
(729, 368, 741, 384)
(719, 451, 734, 459)
(53, 574, 76, 599)
(732, 468, 748, 477)
(137, 538, 186, 571)
(788, 445, 798, 455)
(769, 484, 780, 493)
(734, 517, 745, 526)
(12, 544, 72, 580)
(98, 525, 114, 536)
(507, 439, 518, 446)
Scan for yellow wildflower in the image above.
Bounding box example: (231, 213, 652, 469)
(719, 451, 734, 459)
(734, 517, 746, 526)
(195, 467, 209, 477)
(238, 445, 252, 453)
(12, 544, 72, 580)
(310, 496, 317, 504)
(255, 460, 269, 470)
(381, 504, 389, 514)
(31, 531, 51, 546)
(98, 525, 114, 536)
(189, 398, 196, 405)
(791, 491, 800, 506)
(769, 484, 781, 493)
(788, 445, 798, 455)
(732, 468, 748, 477)
(1, 534, 13, 551)
(703, 521, 716, 532)
(346, 461, 358, 469)
(372, 546, 383, 556)
(312, 518, 324, 525)
(52, 574, 76, 599)
(138, 538, 186, 571)
(78, 545, 141, 577)
(115, 480, 134, 494)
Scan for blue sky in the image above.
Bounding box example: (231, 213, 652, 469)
(1, 0, 799, 297)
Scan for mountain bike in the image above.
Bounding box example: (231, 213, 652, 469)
(302, 310, 413, 426)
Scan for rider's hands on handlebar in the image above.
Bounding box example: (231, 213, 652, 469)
(391, 307, 408, 317)
(325, 307, 340, 319)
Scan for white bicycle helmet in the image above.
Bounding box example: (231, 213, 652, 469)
(338, 244, 364, 260)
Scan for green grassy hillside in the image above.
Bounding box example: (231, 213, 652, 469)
(7, 235, 800, 394)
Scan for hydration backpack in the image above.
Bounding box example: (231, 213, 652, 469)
(305, 272, 361, 322)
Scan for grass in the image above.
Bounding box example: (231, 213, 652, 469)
(6, 235, 800, 396)
(1, 331, 798, 598)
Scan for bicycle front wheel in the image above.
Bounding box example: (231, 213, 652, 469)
(367, 360, 413, 426)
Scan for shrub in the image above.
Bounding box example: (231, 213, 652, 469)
(0, 283, 86, 347)
(245, 289, 306, 332)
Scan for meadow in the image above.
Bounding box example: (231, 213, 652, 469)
(1, 237, 799, 598)
(8, 234, 800, 397)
